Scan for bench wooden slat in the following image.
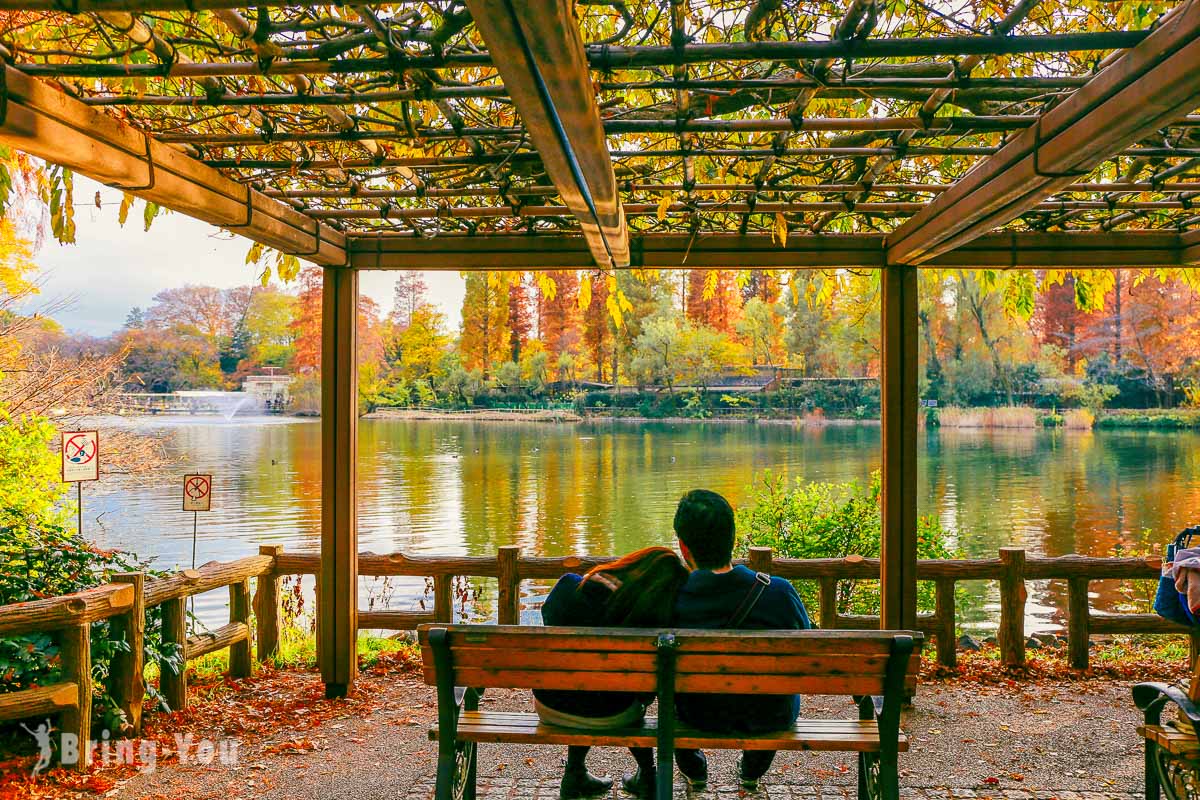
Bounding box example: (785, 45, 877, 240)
(433, 711, 909, 753)
(420, 647, 915, 677)
(419, 626, 917, 657)
(432, 667, 912, 696)
(1140, 724, 1200, 756)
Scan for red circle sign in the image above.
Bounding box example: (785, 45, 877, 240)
(64, 434, 96, 465)
(185, 476, 211, 499)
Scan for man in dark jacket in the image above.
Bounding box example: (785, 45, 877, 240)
(671, 489, 811, 790)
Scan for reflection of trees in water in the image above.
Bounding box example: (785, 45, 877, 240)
(182, 420, 1200, 630)
(926, 428, 1200, 628)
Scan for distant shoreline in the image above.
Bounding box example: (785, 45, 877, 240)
(364, 408, 877, 425)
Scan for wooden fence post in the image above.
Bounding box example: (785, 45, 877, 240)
(229, 579, 252, 678)
(998, 548, 1027, 667)
(935, 577, 956, 668)
(108, 573, 145, 736)
(1067, 577, 1090, 669)
(255, 546, 283, 663)
(498, 545, 520, 625)
(748, 546, 773, 575)
(59, 622, 91, 770)
(818, 577, 838, 631)
(159, 597, 188, 712)
(433, 575, 453, 623)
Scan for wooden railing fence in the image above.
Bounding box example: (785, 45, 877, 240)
(0, 546, 277, 769)
(0, 544, 1189, 770)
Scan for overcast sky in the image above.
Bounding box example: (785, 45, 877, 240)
(26, 175, 466, 337)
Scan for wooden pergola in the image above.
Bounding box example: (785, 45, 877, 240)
(1, 0, 1199, 696)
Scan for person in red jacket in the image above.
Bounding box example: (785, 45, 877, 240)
(535, 547, 689, 799)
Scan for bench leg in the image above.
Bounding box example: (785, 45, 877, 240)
(1145, 738, 1160, 800)
(435, 735, 458, 800)
(878, 752, 900, 800)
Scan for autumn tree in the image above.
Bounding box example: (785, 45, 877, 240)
(685, 270, 740, 333)
(146, 285, 231, 341)
(1033, 273, 1087, 369)
(244, 287, 298, 368)
(388, 304, 449, 383)
(736, 298, 784, 366)
(391, 271, 429, 330)
(581, 269, 614, 381)
(290, 267, 324, 373)
(538, 270, 581, 357)
(1118, 274, 1200, 404)
(507, 277, 533, 362)
(742, 270, 782, 305)
(460, 271, 511, 376)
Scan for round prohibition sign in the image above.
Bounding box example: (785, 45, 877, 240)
(64, 433, 97, 465)
(185, 476, 211, 501)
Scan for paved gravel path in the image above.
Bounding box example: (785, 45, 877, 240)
(104, 671, 1147, 800)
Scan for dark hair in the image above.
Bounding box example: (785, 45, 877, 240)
(673, 489, 736, 570)
(581, 546, 688, 627)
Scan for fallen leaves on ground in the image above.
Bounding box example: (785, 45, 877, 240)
(921, 643, 1188, 686)
(0, 654, 422, 800)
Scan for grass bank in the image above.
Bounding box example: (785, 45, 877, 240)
(1096, 408, 1200, 429)
(935, 406, 1200, 430)
(935, 406, 1094, 429)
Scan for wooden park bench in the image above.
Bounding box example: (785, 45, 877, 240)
(419, 625, 922, 800)
(1135, 659, 1200, 800)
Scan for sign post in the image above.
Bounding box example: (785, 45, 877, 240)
(182, 474, 213, 631)
(62, 430, 100, 537)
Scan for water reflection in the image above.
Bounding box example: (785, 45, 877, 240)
(86, 417, 1199, 631)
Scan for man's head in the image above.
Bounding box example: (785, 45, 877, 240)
(673, 489, 736, 570)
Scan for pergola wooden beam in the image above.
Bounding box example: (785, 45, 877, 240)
(346, 231, 1184, 271)
(0, 64, 345, 266)
(464, 0, 629, 269)
(0, 31, 1151, 74)
(886, 1, 1200, 265)
(1183, 228, 1200, 263)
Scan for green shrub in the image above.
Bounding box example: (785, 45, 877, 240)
(736, 470, 958, 617)
(1096, 409, 1200, 429)
(0, 522, 181, 733)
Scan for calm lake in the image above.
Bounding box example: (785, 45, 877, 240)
(84, 417, 1200, 633)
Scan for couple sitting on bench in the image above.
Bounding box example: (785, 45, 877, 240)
(534, 489, 812, 799)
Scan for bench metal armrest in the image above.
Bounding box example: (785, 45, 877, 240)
(1134, 682, 1200, 736)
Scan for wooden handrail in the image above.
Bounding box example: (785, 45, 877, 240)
(0, 541, 1188, 757)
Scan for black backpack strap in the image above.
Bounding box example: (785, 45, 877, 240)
(724, 571, 771, 628)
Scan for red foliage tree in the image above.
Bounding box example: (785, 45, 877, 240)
(507, 277, 533, 362)
(1034, 273, 1088, 368)
(290, 266, 389, 374)
(685, 270, 740, 333)
(290, 267, 323, 373)
(582, 270, 613, 381)
(539, 270, 581, 356)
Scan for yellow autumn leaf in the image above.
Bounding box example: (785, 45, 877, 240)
(118, 192, 134, 226)
(245, 241, 264, 265)
(578, 273, 592, 310)
(656, 192, 673, 222)
(774, 212, 788, 247)
(536, 272, 557, 301)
